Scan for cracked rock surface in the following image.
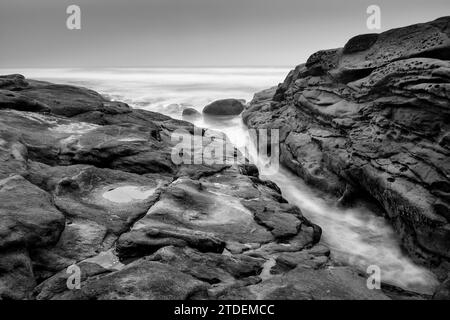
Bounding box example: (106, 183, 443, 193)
(0, 73, 389, 300)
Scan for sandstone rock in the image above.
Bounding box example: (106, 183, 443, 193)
(433, 277, 450, 300)
(33, 261, 110, 300)
(0, 109, 177, 174)
(0, 90, 50, 113)
(0, 74, 29, 90)
(203, 99, 245, 116)
(148, 246, 264, 284)
(218, 266, 390, 300)
(23, 164, 169, 277)
(51, 260, 209, 300)
(0, 130, 28, 179)
(116, 227, 226, 259)
(243, 17, 450, 266)
(117, 168, 318, 260)
(0, 250, 35, 300)
(20, 84, 106, 117)
(0, 71, 404, 300)
(0, 175, 65, 249)
(274, 247, 330, 272)
(182, 107, 201, 120)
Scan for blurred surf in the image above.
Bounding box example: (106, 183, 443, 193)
(3, 67, 438, 295)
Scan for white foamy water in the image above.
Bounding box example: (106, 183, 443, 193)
(3, 67, 438, 294)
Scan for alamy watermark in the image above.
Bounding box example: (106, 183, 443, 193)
(171, 128, 280, 175)
(366, 265, 381, 290)
(66, 264, 81, 290)
(66, 5, 81, 30)
(366, 5, 381, 30)
(66, 4, 380, 31)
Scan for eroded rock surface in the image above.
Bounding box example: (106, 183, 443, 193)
(243, 17, 450, 271)
(0, 73, 388, 300)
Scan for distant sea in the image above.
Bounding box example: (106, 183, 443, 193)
(0, 67, 290, 117)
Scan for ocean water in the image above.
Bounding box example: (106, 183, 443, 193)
(1, 67, 439, 295)
(1, 67, 287, 116)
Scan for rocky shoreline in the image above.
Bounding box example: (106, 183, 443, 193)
(0, 74, 390, 300)
(0, 17, 449, 300)
(243, 17, 450, 295)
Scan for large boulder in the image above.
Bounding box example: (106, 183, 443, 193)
(0, 109, 177, 174)
(182, 107, 201, 120)
(0, 74, 29, 90)
(0, 175, 65, 249)
(0, 90, 50, 113)
(243, 16, 450, 267)
(0, 250, 36, 300)
(19, 84, 106, 117)
(203, 99, 245, 116)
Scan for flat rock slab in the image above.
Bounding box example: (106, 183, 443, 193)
(219, 266, 389, 300)
(0, 175, 65, 249)
(117, 169, 317, 259)
(50, 260, 209, 300)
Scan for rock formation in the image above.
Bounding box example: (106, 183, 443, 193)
(0, 74, 387, 299)
(203, 98, 245, 116)
(182, 107, 201, 120)
(243, 17, 450, 282)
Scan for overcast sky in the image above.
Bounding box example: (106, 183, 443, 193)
(0, 0, 448, 67)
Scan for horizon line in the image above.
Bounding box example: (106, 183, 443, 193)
(0, 65, 295, 69)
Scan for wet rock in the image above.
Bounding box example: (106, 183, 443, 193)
(0, 90, 50, 113)
(0, 109, 176, 174)
(117, 167, 319, 260)
(274, 246, 330, 272)
(218, 266, 390, 300)
(0, 72, 400, 300)
(23, 163, 169, 277)
(243, 17, 450, 266)
(182, 107, 201, 120)
(33, 261, 110, 300)
(433, 277, 450, 300)
(0, 130, 28, 179)
(27, 164, 166, 235)
(244, 201, 302, 239)
(116, 227, 226, 259)
(203, 99, 245, 116)
(148, 246, 264, 284)
(20, 84, 106, 117)
(0, 250, 35, 300)
(120, 175, 273, 248)
(0, 175, 65, 249)
(51, 260, 209, 300)
(0, 74, 29, 90)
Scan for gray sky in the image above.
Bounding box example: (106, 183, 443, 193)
(0, 0, 448, 67)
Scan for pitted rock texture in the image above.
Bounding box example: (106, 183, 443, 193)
(243, 17, 450, 268)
